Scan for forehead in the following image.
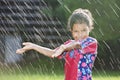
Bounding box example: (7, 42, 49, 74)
(72, 23, 88, 30)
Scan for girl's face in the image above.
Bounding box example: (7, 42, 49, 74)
(71, 23, 90, 41)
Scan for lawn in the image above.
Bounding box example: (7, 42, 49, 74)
(0, 72, 120, 80)
(0, 74, 119, 80)
(92, 70, 120, 80)
(0, 66, 119, 80)
(0, 59, 119, 80)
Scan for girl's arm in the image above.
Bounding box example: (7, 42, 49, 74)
(16, 42, 55, 57)
(52, 39, 97, 58)
(64, 41, 81, 51)
(52, 41, 81, 58)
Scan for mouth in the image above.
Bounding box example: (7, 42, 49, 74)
(74, 38, 79, 41)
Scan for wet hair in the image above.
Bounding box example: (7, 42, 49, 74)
(67, 8, 94, 31)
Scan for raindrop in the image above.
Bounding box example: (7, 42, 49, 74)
(114, 3, 120, 11)
(102, 40, 114, 57)
(103, 10, 109, 18)
(99, 28, 104, 36)
(109, 24, 115, 31)
(86, 0, 91, 4)
(109, 4, 119, 17)
(64, 5, 71, 13)
(96, 0, 103, 5)
(95, 9, 101, 16)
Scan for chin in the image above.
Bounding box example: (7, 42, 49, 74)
(74, 39, 79, 41)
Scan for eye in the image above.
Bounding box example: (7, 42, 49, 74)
(75, 31, 78, 32)
(81, 29, 86, 32)
(73, 30, 78, 32)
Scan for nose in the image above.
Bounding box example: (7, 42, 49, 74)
(74, 33, 78, 37)
(74, 33, 79, 40)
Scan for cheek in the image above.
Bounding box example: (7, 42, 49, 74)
(82, 32, 89, 36)
(72, 33, 76, 38)
(72, 32, 74, 36)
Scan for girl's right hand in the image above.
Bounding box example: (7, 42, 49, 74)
(16, 42, 35, 54)
(52, 44, 65, 58)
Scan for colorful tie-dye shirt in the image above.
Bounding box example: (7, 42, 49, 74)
(58, 37, 98, 80)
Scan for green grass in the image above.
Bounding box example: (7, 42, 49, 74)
(92, 70, 120, 80)
(0, 74, 64, 80)
(0, 75, 120, 80)
(0, 60, 119, 80)
(0, 67, 120, 80)
(0, 72, 120, 80)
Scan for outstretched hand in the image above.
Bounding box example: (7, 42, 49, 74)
(16, 42, 35, 54)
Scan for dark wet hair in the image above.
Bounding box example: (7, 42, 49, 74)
(67, 8, 94, 31)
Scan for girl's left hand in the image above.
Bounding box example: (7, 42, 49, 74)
(16, 42, 35, 54)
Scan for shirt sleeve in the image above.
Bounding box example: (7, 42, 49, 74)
(79, 39, 98, 54)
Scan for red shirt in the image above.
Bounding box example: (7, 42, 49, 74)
(58, 37, 98, 80)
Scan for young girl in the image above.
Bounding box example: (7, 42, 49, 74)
(16, 8, 98, 80)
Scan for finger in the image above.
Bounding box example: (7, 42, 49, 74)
(51, 55, 55, 58)
(16, 49, 25, 54)
(55, 50, 63, 56)
(52, 52, 60, 58)
(22, 42, 30, 45)
(22, 46, 27, 49)
(51, 53, 58, 58)
(16, 49, 22, 54)
(54, 53, 60, 57)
